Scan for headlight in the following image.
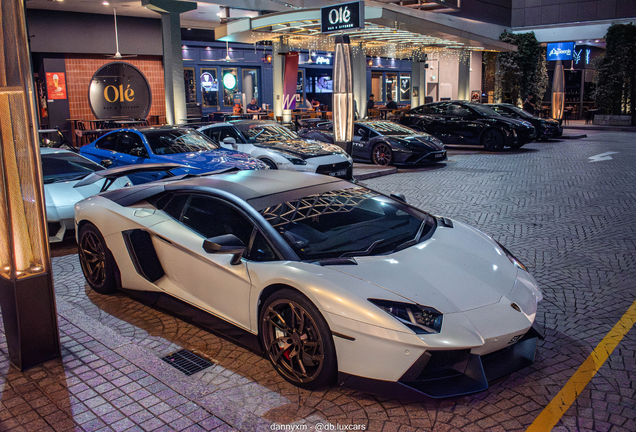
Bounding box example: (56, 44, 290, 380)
(369, 299, 443, 334)
(281, 154, 307, 165)
(496, 241, 528, 272)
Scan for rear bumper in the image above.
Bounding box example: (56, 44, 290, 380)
(338, 326, 540, 400)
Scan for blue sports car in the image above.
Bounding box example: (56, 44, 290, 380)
(80, 126, 266, 182)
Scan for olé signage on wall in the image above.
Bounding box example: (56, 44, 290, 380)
(321, 1, 364, 34)
(88, 62, 152, 119)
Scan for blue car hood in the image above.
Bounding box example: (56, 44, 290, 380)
(152, 148, 262, 172)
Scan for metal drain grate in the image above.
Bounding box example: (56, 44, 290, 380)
(161, 349, 214, 376)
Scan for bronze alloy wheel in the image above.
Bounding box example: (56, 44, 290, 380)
(260, 292, 336, 389)
(78, 224, 118, 294)
(372, 142, 393, 166)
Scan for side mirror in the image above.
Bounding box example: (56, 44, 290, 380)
(101, 159, 113, 168)
(391, 193, 407, 203)
(203, 234, 246, 265)
(223, 137, 238, 150)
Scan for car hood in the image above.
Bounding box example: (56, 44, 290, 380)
(44, 177, 130, 219)
(389, 135, 445, 151)
(151, 148, 263, 171)
(327, 220, 518, 314)
(254, 139, 343, 159)
(494, 116, 534, 129)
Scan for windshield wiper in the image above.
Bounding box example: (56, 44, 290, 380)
(394, 215, 435, 252)
(339, 238, 386, 258)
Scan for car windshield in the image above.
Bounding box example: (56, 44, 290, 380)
(143, 129, 219, 155)
(470, 104, 501, 116)
(41, 152, 103, 184)
(363, 122, 417, 135)
(504, 105, 533, 119)
(258, 186, 435, 261)
(238, 124, 299, 142)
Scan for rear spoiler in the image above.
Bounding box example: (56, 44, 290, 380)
(74, 163, 187, 192)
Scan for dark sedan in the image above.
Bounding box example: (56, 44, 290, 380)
(487, 103, 563, 140)
(400, 101, 536, 151)
(298, 120, 447, 166)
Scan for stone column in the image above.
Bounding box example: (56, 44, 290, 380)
(272, 38, 288, 120)
(411, 58, 426, 107)
(142, 0, 197, 125)
(457, 51, 470, 101)
(352, 43, 367, 119)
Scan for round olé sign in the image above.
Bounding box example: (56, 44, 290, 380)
(88, 62, 152, 119)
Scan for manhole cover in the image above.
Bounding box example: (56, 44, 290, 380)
(161, 349, 214, 376)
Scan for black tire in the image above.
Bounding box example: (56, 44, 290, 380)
(261, 158, 278, 169)
(78, 223, 118, 295)
(372, 142, 393, 166)
(481, 129, 505, 151)
(260, 289, 337, 389)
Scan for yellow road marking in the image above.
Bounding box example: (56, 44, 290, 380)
(527, 299, 636, 432)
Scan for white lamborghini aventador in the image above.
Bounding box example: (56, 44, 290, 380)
(74, 170, 542, 399)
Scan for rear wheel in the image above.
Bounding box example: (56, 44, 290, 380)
(372, 142, 393, 166)
(481, 129, 505, 151)
(260, 289, 337, 389)
(78, 223, 118, 295)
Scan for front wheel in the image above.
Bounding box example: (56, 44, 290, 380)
(372, 142, 393, 166)
(481, 129, 505, 151)
(260, 289, 337, 389)
(261, 158, 278, 169)
(78, 223, 118, 295)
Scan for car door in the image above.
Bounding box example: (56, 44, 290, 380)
(150, 193, 256, 330)
(353, 124, 372, 160)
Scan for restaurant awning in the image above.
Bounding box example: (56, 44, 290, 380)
(214, 1, 516, 58)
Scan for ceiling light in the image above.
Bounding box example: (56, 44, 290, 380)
(102, 1, 109, 5)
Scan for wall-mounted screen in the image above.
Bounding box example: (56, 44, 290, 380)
(315, 75, 333, 93)
(547, 42, 574, 61)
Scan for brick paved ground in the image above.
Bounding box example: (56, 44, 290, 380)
(1, 130, 635, 431)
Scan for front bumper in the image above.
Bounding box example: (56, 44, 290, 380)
(398, 150, 447, 165)
(338, 326, 541, 400)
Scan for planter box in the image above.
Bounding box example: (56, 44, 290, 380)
(593, 115, 633, 126)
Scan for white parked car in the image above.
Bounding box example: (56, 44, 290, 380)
(41, 148, 131, 242)
(198, 121, 353, 180)
(74, 170, 542, 399)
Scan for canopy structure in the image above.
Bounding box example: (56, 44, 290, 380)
(214, 1, 516, 58)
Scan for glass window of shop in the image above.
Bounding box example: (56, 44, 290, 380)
(399, 73, 410, 102)
(242, 69, 259, 105)
(297, 70, 304, 104)
(222, 68, 238, 106)
(184, 68, 196, 103)
(201, 68, 219, 108)
(385, 73, 398, 102)
(371, 72, 382, 101)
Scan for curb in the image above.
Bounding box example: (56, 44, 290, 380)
(352, 166, 398, 180)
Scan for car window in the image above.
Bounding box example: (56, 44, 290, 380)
(95, 133, 119, 151)
(181, 196, 253, 244)
(41, 152, 103, 184)
(364, 122, 416, 135)
(237, 124, 298, 143)
(447, 104, 470, 117)
(117, 132, 146, 156)
(143, 129, 218, 155)
(245, 231, 277, 261)
(162, 194, 189, 221)
(469, 103, 500, 116)
(205, 126, 244, 144)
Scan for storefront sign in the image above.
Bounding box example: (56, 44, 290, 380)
(283, 52, 299, 110)
(321, 1, 364, 34)
(201, 72, 218, 91)
(46, 72, 67, 100)
(223, 73, 237, 90)
(88, 62, 151, 119)
(547, 42, 574, 61)
(316, 56, 331, 65)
